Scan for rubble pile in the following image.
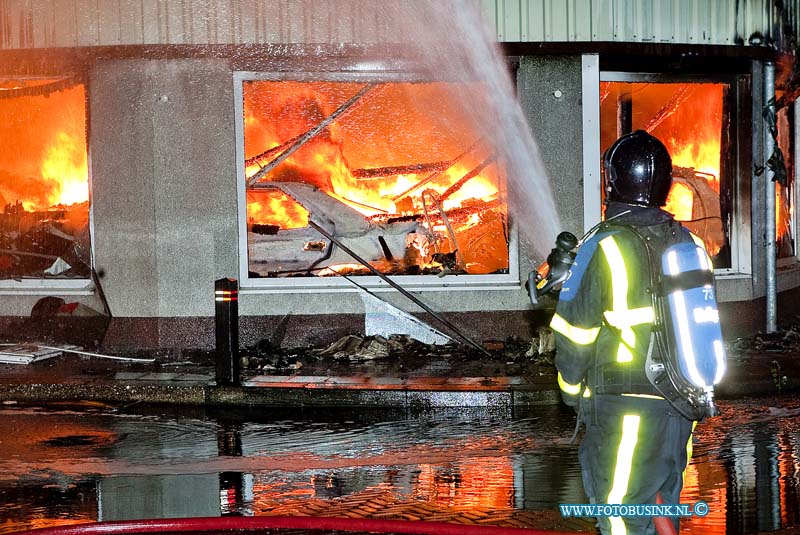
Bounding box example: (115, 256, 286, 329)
(0, 201, 91, 279)
(731, 323, 800, 353)
(238, 331, 556, 378)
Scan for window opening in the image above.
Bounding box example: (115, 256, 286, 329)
(600, 81, 732, 269)
(241, 80, 509, 279)
(0, 78, 90, 280)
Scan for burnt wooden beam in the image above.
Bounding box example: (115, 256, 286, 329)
(392, 137, 484, 202)
(244, 133, 304, 169)
(246, 83, 379, 187)
(352, 161, 449, 180)
(643, 85, 693, 132)
(437, 154, 496, 203)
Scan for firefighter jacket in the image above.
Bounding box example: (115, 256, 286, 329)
(551, 202, 704, 405)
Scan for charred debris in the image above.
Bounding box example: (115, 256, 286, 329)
(237, 332, 556, 378)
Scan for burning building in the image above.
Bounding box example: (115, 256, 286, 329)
(0, 0, 798, 351)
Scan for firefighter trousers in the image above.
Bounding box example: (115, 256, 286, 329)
(578, 394, 695, 535)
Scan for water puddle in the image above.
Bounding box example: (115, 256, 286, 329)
(0, 397, 798, 534)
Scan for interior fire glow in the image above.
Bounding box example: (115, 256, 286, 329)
(600, 82, 730, 266)
(243, 80, 509, 277)
(0, 81, 90, 278)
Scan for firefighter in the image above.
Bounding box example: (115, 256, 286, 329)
(551, 130, 698, 535)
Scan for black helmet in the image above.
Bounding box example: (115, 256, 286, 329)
(603, 130, 673, 207)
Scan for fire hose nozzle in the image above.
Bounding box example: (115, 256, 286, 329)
(528, 231, 578, 306)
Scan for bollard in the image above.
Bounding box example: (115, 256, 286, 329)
(214, 278, 240, 386)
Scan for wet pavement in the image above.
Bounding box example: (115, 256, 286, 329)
(0, 345, 799, 410)
(0, 343, 800, 534)
(0, 396, 799, 534)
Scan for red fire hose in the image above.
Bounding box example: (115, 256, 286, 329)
(8, 516, 578, 535)
(654, 492, 678, 535)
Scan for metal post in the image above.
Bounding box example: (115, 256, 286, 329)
(765, 62, 778, 333)
(215, 278, 240, 386)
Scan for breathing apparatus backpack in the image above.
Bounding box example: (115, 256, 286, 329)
(532, 218, 726, 421)
(612, 221, 727, 421)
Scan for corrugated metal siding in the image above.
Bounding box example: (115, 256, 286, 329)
(0, 0, 797, 49)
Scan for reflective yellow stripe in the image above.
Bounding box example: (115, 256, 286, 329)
(689, 232, 706, 250)
(616, 342, 633, 363)
(599, 236, 638, 363)
(608, 414, 641, 535)
(550, 313, 600, 345)
(558, 372, 591, 397)
(600, 236, 628, 316)
(557, 372, 581, 395)
(603, 307, 654, 327)
(621, 393, 664, 400)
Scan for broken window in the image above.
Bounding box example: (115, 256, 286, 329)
(239, 79, 509, 279)
(0, 78, 90, 280)
(600, 81, 733, 269)
(775, 104, 795, 259)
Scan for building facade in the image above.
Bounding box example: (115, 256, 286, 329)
(0, 0, 797, 351)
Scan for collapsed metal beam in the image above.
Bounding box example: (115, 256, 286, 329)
(245, 132, 304, 169)
(392, 137, 484, 202)
(247, 83, 379, 187)
(308, 220, 491, 356)
(438, 154, 496, 203)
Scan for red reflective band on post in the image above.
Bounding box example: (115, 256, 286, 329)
(215, 290, 238, 302)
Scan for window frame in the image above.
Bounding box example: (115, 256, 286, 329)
(233, 70, 520, 292)
(0, 76, 93, 293)
(596, 70, 747, 276)
(776, 100, 799, 268)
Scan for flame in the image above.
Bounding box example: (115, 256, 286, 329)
(602, 82, 727, 259)
(670, 139, 721, 193)
(243, 82, 502, 228)
(40, 131, 89, 208)
(243, 80, 508, 275)
(0, 83, 88, 213)
(775, 105, 793, 245)
(664, 182, 694, 221)
(247, 190, 309, 229)
(659, 85, 722, 196)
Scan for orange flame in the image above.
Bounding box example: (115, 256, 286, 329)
(664, 182, 694, 221)
(247, 190, 309, 229)
(0, 83, 89, 213)
(40, 131, 89, 208)
(243, 82, 502, 230)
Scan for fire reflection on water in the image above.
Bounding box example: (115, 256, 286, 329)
(1, 399, 799, 534)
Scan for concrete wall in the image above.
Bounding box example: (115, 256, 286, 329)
(90, 58, 239, 344)
(517, 55, 584, 237)
(2, 51, 795, 351)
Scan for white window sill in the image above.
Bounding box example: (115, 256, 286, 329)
(239, 274, 522, 294)
(0, 279, 93, 296)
